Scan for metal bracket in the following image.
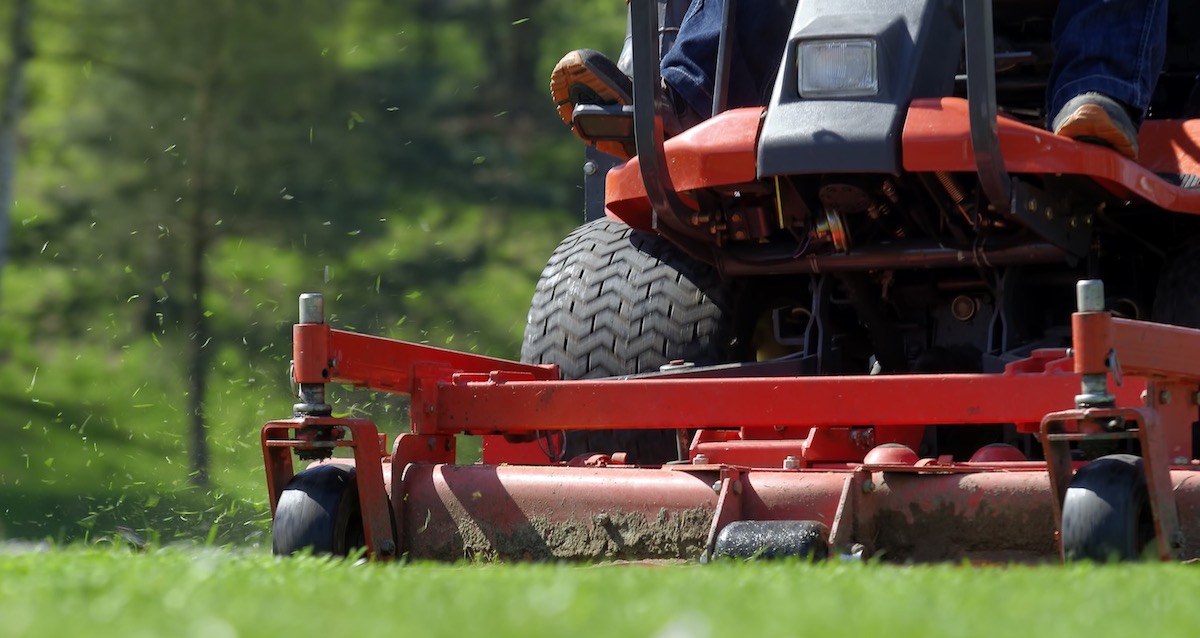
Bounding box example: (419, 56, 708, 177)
(1006, 178, 1092, 260)
(963, 0, 1012, 217)
(701, 468, 744, 562)
(1040, 407, 1182, 561)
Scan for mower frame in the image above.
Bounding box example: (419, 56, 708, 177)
(262, 0, 1200, 562)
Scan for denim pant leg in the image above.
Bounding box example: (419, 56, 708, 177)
(1047, 0, 1168, 124)
(660, 0, 797, 118)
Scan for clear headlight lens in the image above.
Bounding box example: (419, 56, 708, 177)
(797, 39, 879, 98)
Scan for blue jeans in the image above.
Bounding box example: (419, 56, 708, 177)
(660, 0, 1168, 124)
(660, 0, 798, 118)
(1047, 0, 1168, 125)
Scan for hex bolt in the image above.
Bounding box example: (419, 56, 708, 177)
(694, 454, 709, 465)
(379, 539, 397, 556)
(1160, 390, 1173, 405)
(783, 455, 799, 470)
(583, 161, 598, 176)
(862, 479, 876, 494)
(712, 481, 721, 494)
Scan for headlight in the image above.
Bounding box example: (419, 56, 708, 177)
(797, 39, 878, 99)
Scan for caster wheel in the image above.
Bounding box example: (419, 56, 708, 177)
(1061, 454, 1155, 562)
(272, 464, 365, 556)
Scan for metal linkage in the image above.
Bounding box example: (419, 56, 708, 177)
(962, 0, 1013, 216)
(293, 293, 332, 417)
(1073, 280, 1117, 409)
(628, 0, 714, 261)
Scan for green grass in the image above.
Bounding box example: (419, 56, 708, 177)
(1, 548, 1198, 638)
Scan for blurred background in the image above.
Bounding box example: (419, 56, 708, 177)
(0, 0, 626, 545)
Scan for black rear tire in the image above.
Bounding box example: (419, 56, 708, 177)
(1061, 454, 1155, 562)
(521, 218, 739, 463)
(271, 464, 365, 557)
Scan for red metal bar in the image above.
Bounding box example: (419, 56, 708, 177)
(292, 324, 558, 389)
(430, 372, 1145, 434)
(703, 469, 744, 560)
(261, 423, 295, 515)
(1112, 317, 1200, 381)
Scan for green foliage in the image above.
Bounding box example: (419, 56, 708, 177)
(2, 550, 1199, 637)
(1, 0, 620, 541)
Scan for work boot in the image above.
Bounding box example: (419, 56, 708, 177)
(1051, 92, 1140, 159)
(551, 49, 707, 160)
(551, 49, 635, 159)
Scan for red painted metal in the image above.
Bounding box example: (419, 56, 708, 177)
(1072, 312, 1112, 375)
(864, 444, 920, 465)
(604, 107, 764, 230)
(903, 98, 1200, 214)
(430, 367, 1144, 439)
(293, 324, 558, 390)
(1111, 317, 1200, 382)
(601, 98, 1200, 229)
(481, 435, 555, 466)
(968, 443, 1027, 463)
(704, 469, 745, 559)
(388, 460, 1200, 562)
(397, 463, 723, 561)
(266, 293, 1200, 562)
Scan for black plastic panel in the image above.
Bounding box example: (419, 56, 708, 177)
(758, 0, 964, 177)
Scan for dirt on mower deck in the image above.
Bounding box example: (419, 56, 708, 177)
(409, 506, 714, 562)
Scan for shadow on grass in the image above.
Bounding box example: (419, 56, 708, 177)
(0, 482, 270, 546)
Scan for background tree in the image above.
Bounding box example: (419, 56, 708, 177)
(0, 0, 628, 540)
(0, 0, 34, 311)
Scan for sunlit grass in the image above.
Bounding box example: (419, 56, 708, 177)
(1, 547, 1197, 638)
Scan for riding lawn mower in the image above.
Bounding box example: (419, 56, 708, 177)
(262, 0, 1200, 563)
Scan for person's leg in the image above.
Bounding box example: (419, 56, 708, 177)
(1047, 0, 1168, 157)
(660, 0, 797, 119)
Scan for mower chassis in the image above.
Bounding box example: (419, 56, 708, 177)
(263, 282, 1200, 562)
(262, 0, 1200, 563)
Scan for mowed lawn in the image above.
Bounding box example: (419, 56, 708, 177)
(1, 548, 1197, 638)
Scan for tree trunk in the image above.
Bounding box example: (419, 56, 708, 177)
(0, 0, 34, 312)
(504, 0, 541, 116)
(185, 69, 217, 488)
